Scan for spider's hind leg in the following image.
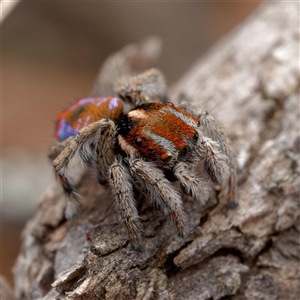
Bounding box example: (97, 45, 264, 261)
(53, 119, 113, 219)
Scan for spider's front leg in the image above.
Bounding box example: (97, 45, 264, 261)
(108, 156, 142, 248)
(128, 158, 186, 236)
(53, 119, 114, 219)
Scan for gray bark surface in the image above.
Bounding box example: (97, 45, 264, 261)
(14, 2, 299, 299)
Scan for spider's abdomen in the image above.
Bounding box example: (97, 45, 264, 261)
(55, 97, 123, 141)
(118, 102, 199, 162)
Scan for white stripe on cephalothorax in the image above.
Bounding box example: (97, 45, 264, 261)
(118, 135, 139, 156)
(161, 106, 198, 128)
(143, 130, 177, 156)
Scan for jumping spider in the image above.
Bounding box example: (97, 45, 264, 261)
(48, 68, 236, 247)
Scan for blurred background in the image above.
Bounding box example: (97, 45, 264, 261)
(2, 0, 261, 287)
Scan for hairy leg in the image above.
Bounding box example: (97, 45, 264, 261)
(198, 111, 237, 204)
(128, 158, 186, 236)
(196, 132, 230, 186)
(53, 119, 113, 218)
(173, 161, 210, 205)
(96, 121, 116, 184)
(48, 137, 74, 161)
(181, 101, 237, 204)
(108, 157, 142, 248)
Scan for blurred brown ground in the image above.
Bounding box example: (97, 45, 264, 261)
(2, 1, 261, 287)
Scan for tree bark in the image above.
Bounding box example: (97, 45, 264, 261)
(14, 2, 299, 299)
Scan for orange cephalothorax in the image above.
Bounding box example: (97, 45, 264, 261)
(56, 97, 123, 141)
(117, 102, 199, 162)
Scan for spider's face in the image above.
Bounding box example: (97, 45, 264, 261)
(117, 102, 200, 164)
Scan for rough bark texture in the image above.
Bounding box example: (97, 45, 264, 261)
(14, 2, 299, 300)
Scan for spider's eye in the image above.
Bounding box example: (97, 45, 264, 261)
(162, 155, 172, 163)
(135, 138, 143, 147)
(193, 131, 199, 142)
(179, 146, 188, 158)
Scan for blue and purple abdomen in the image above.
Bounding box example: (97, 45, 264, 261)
(55, 97, 123, 141)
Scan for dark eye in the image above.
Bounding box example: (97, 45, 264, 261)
(193, 131, 199, 142)
(135, 138, 142, 147)
(162, 155, 172, 162)
(179, 146, 188, 158)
